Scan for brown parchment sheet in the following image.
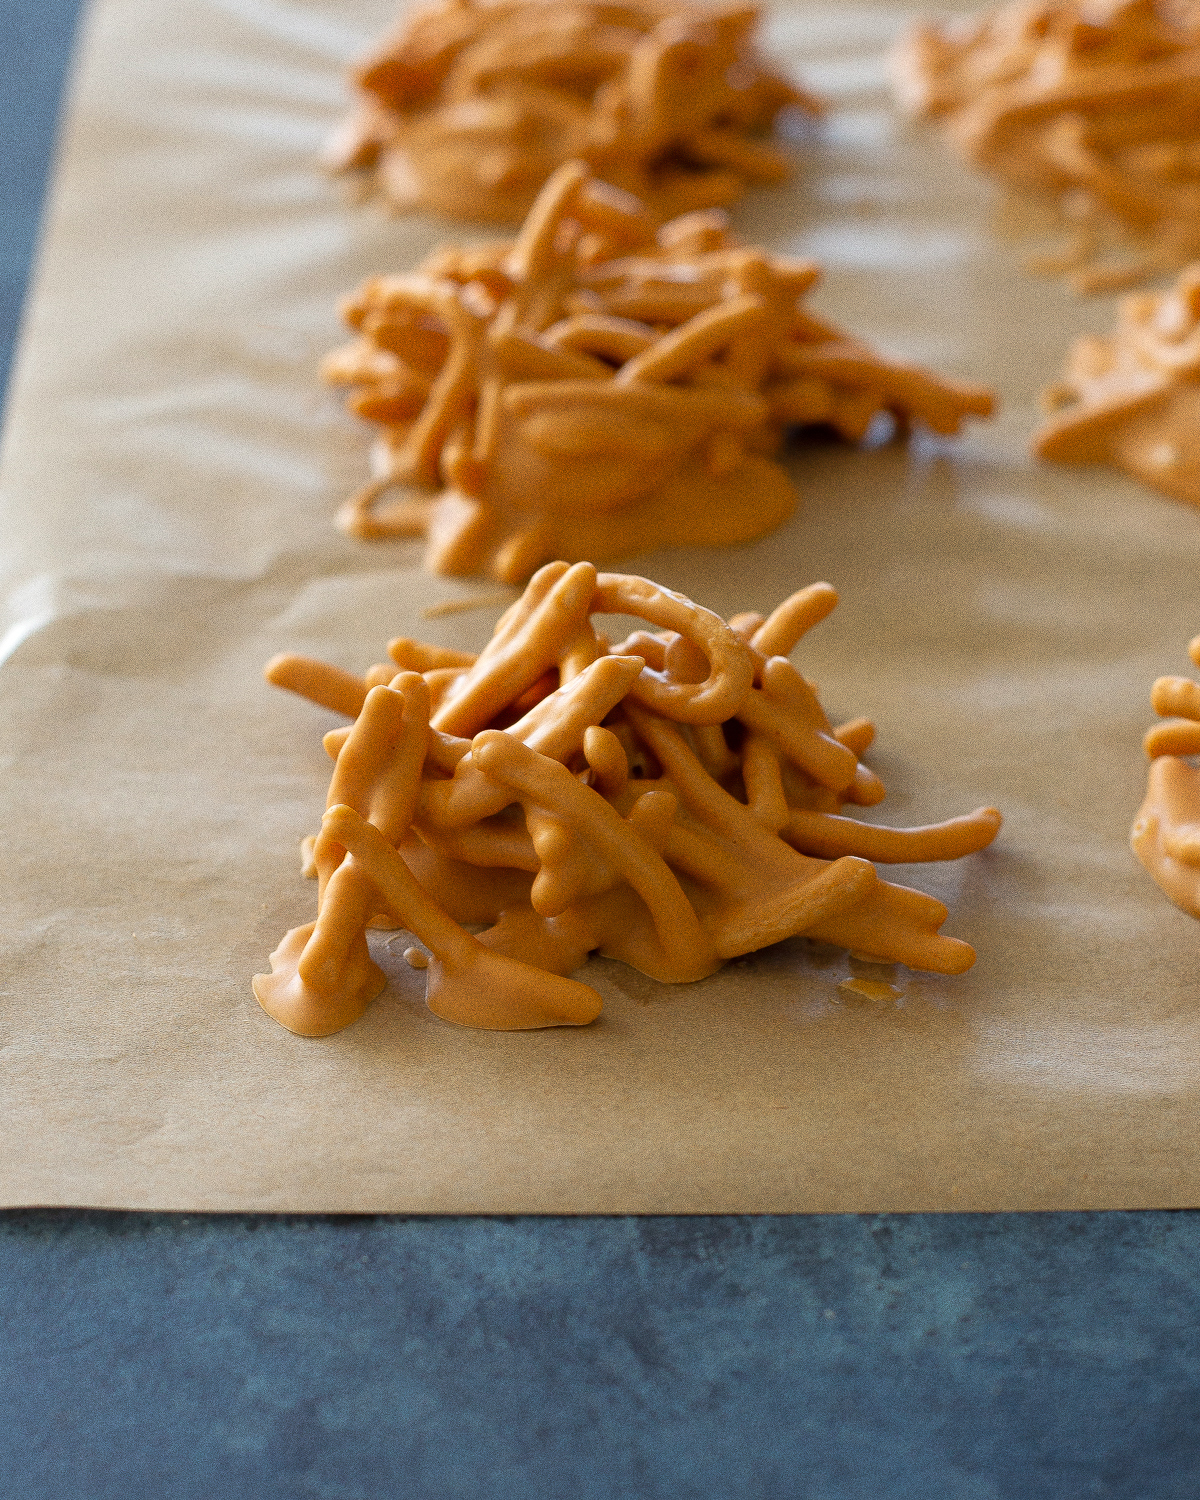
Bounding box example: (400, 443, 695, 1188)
(2, 0, 1199, 1213)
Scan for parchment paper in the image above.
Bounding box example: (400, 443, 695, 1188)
(2, 0, 1198, 1212)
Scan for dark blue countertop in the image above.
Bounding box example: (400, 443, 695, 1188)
(2, 4, 1198, 1495)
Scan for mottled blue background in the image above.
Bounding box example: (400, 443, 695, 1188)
(2, 4, 1198, 1495)
(4, 1210, 1200, 1497)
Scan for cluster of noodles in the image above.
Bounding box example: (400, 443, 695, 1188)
(323, 162, 995, 582)
(1035, 261, 1200, 504)
(892, 0, 1200, 291)
(256, 563, 1002, 1037)
(1132, 631, 1200, 917)
(326, 0, 820, 223)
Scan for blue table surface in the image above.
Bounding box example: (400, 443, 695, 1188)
(2, 5, 1198, 1497)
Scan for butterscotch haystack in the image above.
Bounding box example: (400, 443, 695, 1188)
(1034, 262, 1200, 503)
(323, 162, 995, 583)
(1132, 631, 1200, 917)
(326, 0, 821, 222)
(256, 563, 1002, 1037)
(893, 0, 1200, 291)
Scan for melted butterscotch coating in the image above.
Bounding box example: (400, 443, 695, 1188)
(1034, 261, 1200, 504)
(326, 0, 821, 223)
(893, 0, 1200, 291)
(1132, 631, 1200, 916)
(255, 563, 1002, 1037)
(323, 162, 995, 583)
